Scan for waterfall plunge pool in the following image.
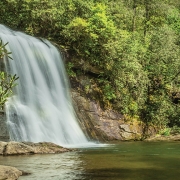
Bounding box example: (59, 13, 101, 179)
(0, 141, 180, 180)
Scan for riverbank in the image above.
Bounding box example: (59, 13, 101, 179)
(145, 134, 180, 141)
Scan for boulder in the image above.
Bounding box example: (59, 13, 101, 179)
(0, 165, 22, 180)
(0, 141, 70, 156)
(22, 142, 70, 154)
(5, 141, 34, 155)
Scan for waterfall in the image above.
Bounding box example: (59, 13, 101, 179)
(0, 25, 91, 147)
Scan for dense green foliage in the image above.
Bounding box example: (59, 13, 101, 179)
(1, 0, 180, 129)
(0, 42, 18, 110)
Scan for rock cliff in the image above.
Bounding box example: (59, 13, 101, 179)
(72, 91, 157, 141)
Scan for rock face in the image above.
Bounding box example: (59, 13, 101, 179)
(0, 111, 9, 142)
(72, 91, 157, 141)
(0, 165, 22, 180)
(0, 141, 70, 156)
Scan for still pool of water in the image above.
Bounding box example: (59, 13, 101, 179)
(0, 141, 180, 180)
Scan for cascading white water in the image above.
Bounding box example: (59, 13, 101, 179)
(0, 25, 91, 147)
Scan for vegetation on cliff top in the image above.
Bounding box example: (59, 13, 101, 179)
(0, 0, 180, 130)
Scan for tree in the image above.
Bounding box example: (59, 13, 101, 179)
(1, 0, 180, 129)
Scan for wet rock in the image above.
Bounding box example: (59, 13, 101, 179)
(0, 165, 22, 180)
(72, 91, 150, 141)
(0, 141, 7, 155)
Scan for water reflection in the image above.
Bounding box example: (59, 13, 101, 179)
(79, 142, 180, 180)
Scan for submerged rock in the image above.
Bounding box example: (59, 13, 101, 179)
(0, 141, 71, 156)
(0, 165, 22, 180)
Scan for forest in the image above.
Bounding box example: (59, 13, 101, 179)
(0, 0, 180, 133)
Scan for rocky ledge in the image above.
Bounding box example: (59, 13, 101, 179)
(0, 141, 71, 156)
(145, 134, 180, 141)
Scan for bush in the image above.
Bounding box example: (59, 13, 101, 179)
(0, 41, 18, 110)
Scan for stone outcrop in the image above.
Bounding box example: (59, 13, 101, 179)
(0, 165, 22, 180)
(72, 91, 157, 141)
(0, 141, 70, 156)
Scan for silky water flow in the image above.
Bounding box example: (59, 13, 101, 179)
(0, 25, 93, 148)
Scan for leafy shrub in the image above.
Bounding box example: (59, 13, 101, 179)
(0, 41, 18, 110)
(159, 128, 171, 136)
